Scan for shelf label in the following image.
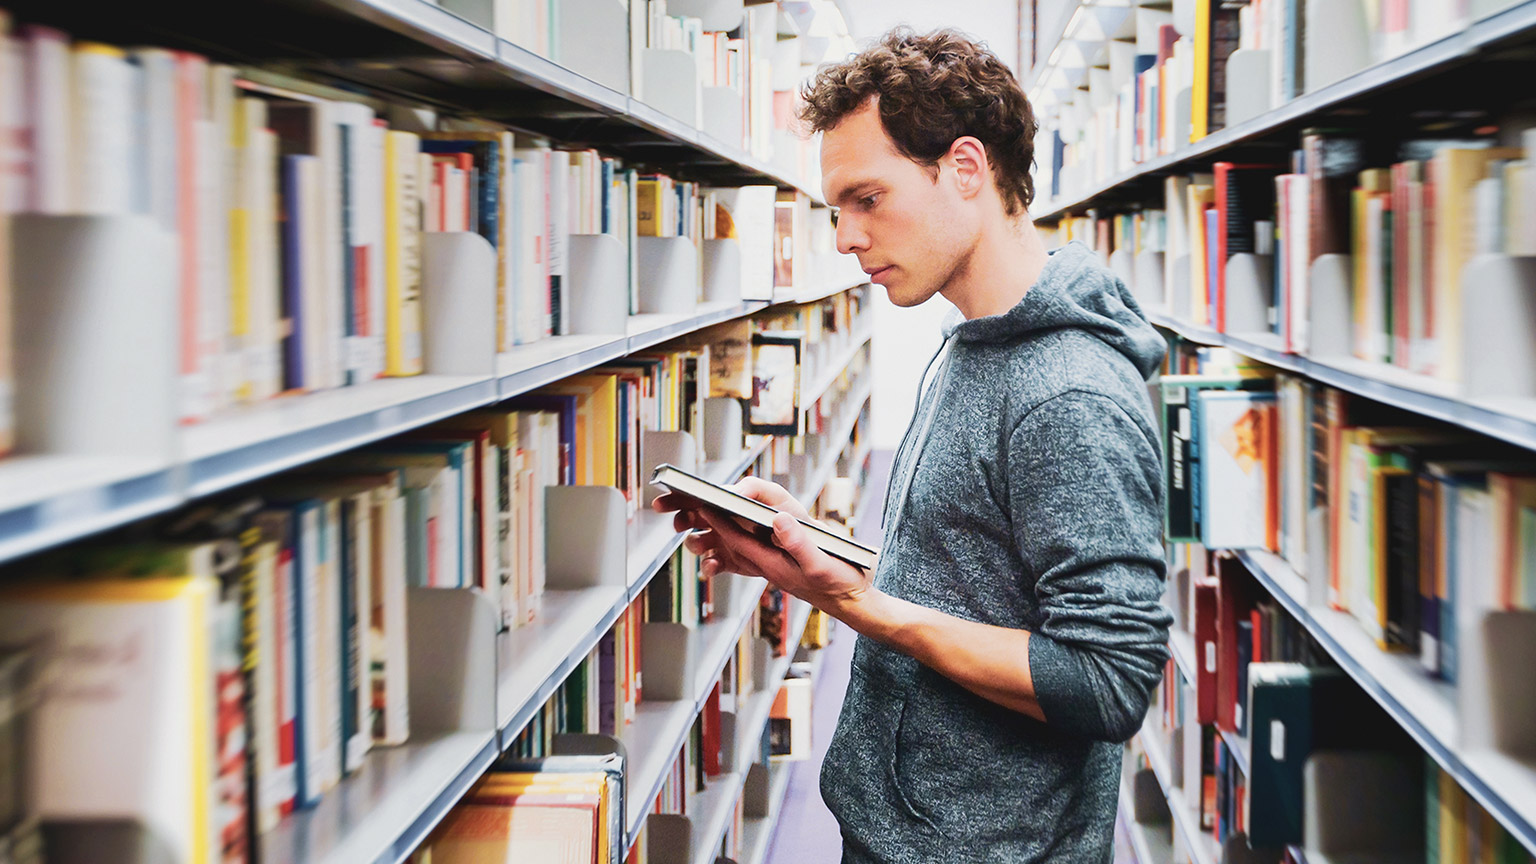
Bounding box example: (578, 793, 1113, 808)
(1204, 640, 1216, 673)
(1270, 720, 1286, 762)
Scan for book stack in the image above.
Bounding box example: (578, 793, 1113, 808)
(412, 754, 624, 864)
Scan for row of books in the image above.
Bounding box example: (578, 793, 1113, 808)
(1047, 122, 1536, 390)
(0, 10, 837, 446)
(1143, 549, 1534, 863)
(1036, 0, 1525, 207)
(1160, 334, 1536, 686)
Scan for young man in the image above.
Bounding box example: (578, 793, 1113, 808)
(656, 28, 1172, 863)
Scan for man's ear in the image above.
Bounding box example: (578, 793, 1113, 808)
(946, 136, 989, 201)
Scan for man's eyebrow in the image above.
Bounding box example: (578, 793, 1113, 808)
(830, 181, 878, 207)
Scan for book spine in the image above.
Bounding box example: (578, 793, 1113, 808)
(383, 131, 423, 376)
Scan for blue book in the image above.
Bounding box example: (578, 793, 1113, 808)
(280, 155, 316, 391)
(1206, 206, 1222, 327)
(420, 139, 502, 253)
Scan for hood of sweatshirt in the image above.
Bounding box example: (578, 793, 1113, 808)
(941, 240, 1166, 380)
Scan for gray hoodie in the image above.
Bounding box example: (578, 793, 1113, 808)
(820, 241, 1173, 863)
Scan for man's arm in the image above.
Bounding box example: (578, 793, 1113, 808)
(666, 390, 1170, 741)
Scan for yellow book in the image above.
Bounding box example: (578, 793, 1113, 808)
(384, 129, 424, 376)
(1187, 181, 1215, 325)
(1432, 147, 1521, 382)
(542, 374, 619, 490)
(636, 177, 662, 237)
(1191, 0, 1212, 142)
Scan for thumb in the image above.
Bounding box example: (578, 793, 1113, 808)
(771, 513, 819, 569)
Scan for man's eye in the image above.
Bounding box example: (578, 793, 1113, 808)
(860, 195, 878, 209)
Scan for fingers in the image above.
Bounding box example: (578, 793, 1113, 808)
(770, 512, 827, 571)
(731, 476, 811, 520)
(699, 508, 795, 577)
(652, 491, 703, 514)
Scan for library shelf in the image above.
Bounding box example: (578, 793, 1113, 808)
(1137, 728, 1220, 864)
(1169, 629, 1198, 684)
(627, 301, 769, 353)
(771, 275, 871, 308)
(793, 378, 874, 505)
(1117, 773, 1175, 864)
(259, 729, 498, 864)
(0, 454, 179, 565)
(1147, 311, 1536, 453)
(804, 328, 873, 408)
(740, 759, 794, 864)
(183, 374, 498, 498)
(495, 585, 630, 745)
(687, 599, 814, 864)
(1031, 0, 1536, 223)
(622, 576, 770, 843)
(496, 334, 631, 400)
(1218, 727, 1252, 779)
(1230, 547, 1536, 854)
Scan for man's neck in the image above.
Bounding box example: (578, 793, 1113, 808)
(940, 216, 1050, 320)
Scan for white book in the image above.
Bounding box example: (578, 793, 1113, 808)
(0, 575, 217, 864)
(250, 126, 284, 399)
(71, 43, 135, 215)
(300, 155, 329, 393)
(345, 489, 374, 774)
(128, 48, 178, 226)
(24, 25, 70, 214)
(296, 502, 326, 805)
(549, 149, 570, 335)
(1, 29, 30, 213)
(374, 482, 411, 745)
(203, 65, 237, 411)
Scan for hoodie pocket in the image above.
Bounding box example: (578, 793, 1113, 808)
(889, 696, 940, 832)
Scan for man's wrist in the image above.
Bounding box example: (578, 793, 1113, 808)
(824, 585, 903, 645)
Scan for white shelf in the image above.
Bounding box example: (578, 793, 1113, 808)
(1118, 775, 1175, 864)
(259, 729, 497, 864)
(803, 328, 872, 409)
(1137, 729, 1219, 864)
(182, 374, 496, 497)
(1033, 0, 1536, 222)
(1148, 311, 1536, 453)
(627, 302, 768, 353)
(496, 586, 629, 743)
(1169, 629, 1197, 684)
(1231, 547, 1536, 854)
(0, 454, 179, 564)
(794, 378, 873, 504)
(739, 761, 794, 864)
(687, 598, 813, 863)
(496, 334, 630, 399)
(622, 579, 768, 842)
(771, 275, 869, 307)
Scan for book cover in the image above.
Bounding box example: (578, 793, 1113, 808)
(383, 129, 423, 376)
(1199, 390, 1277, 550)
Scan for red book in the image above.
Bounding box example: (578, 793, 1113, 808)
(1215, 555, 1260, 733)
(703, 682, 722, 776)
(1213, 162, 1283, 332)
(1193, 577, 1219, 724)
(1156, 23, 1179, 65)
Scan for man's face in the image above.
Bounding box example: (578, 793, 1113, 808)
(820, 101, 972, 308)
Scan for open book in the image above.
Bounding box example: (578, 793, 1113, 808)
(649, 464, 879, 571)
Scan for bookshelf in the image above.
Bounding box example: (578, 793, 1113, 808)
(0, 1, 876, 862)
(1029, 1, 1536, 221)
(1146, 311, 1536, 454)
(1032, 3, 1536, 857)
(1119, 749, 1177, 864)
(1138, 729, 1221, 864)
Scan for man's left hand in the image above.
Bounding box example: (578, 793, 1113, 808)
(695, 507, 874, 616)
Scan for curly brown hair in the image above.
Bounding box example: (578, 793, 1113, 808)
(798, 27, 1038, 215)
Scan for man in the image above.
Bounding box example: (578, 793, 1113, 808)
(655, 28, 1172, 863)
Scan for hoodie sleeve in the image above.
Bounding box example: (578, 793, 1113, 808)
(1010, 389, 1172, 743)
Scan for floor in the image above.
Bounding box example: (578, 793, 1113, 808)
(764, 449, 893, 864)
